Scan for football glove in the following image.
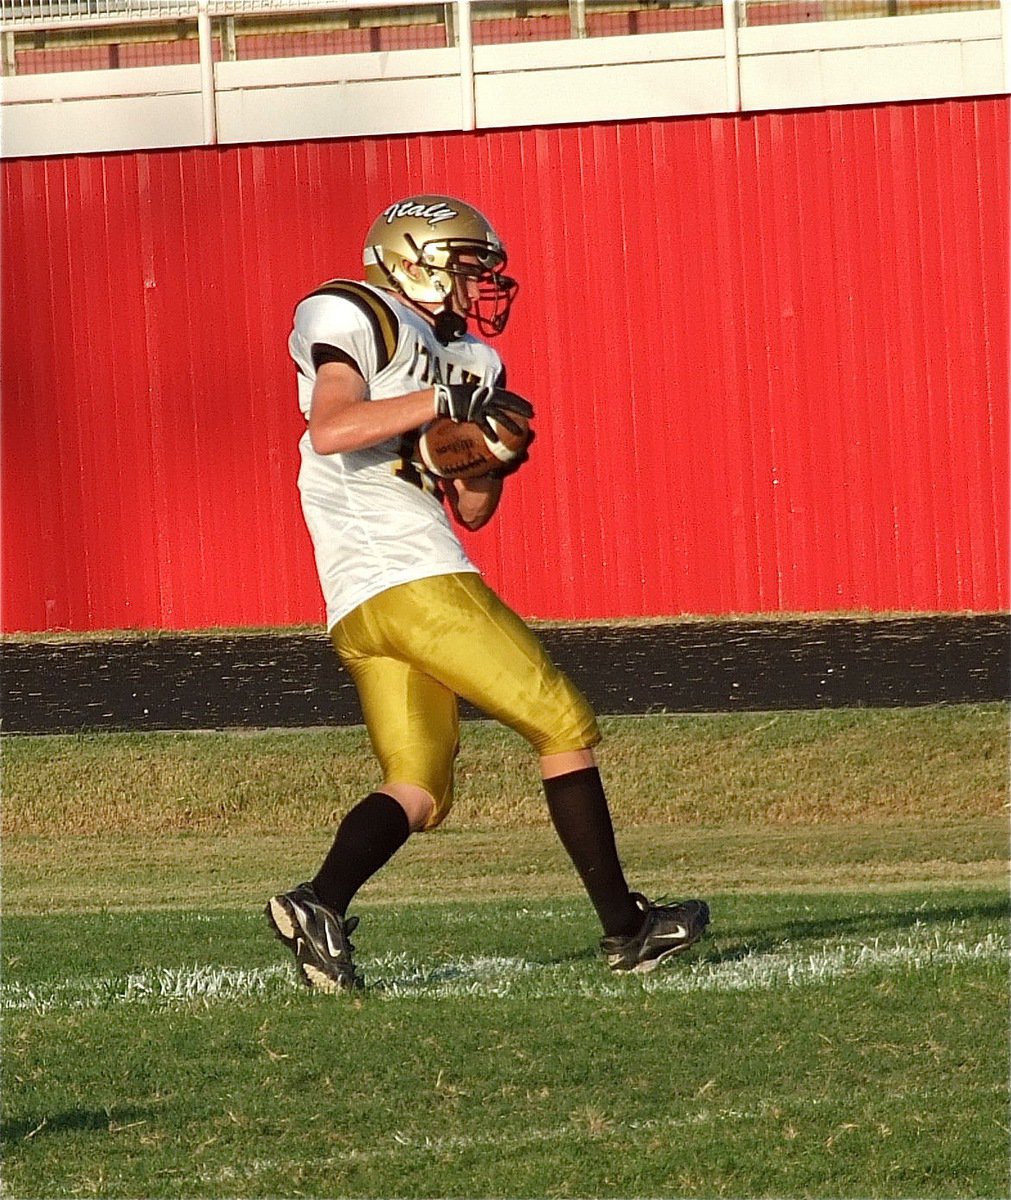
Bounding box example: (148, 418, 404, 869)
(432, 382, 534, 441)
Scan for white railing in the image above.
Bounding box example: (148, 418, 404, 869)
(1, 0, 1001, 82)
(1, 0, 999, 32)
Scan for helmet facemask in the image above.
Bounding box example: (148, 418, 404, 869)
(431, 239, 519, 337)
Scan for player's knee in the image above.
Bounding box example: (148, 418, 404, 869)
(379, 782, 438, 832)
(540, 747, 597, 779)
(381, 747, 457, 831)
(528, 687, 601, 758)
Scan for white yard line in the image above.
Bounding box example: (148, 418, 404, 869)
(204, 1107, 745, 1187)
(3, 930, 1005, 1015)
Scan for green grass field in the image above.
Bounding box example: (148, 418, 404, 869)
(3, 705, 1008, 1198)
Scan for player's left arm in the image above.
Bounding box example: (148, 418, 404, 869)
(445, 474, 503, 531)
(445, 360, 523, 530)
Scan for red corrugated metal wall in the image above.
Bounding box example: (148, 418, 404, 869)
(3, 97, 1008, 631)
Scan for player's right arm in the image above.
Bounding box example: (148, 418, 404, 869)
(292, 287, 436, 456)
(293, 286, 528, 456)
(308, 362, 434, 456)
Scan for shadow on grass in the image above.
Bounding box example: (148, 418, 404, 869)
(697, 896, 1009, 964)
(2, 1105, 152, 1144)
(373, 895, 1011, 976)
(512, 895, 1010, 972)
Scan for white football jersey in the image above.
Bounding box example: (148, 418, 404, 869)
(290, 279, 505, 630)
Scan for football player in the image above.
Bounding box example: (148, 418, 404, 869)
(266, 194, 709, 990)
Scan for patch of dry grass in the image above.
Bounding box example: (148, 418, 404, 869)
(4, 706, 1006, 837)
(3, 818, 1005, 916)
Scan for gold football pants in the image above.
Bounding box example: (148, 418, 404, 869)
(331, 572, 600, 829)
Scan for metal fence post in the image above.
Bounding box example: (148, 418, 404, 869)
(197, 0, 218, 144)
(723, 0, 741, 112)
(457, 0, 475, 130)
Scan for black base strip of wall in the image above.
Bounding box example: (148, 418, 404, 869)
(3, 614, 1008, 735)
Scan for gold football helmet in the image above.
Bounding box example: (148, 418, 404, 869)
(363, 195, 518, 337)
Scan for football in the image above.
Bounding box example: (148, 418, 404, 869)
(415, 414, 530, 480)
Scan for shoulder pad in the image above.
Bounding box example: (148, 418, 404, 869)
(305, 280, 400, 373)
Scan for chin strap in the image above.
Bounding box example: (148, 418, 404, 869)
(433, 302, 468, 345)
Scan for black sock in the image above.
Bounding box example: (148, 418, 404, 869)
(312, 792, 410, 915)
(542, 766, 641, 937)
